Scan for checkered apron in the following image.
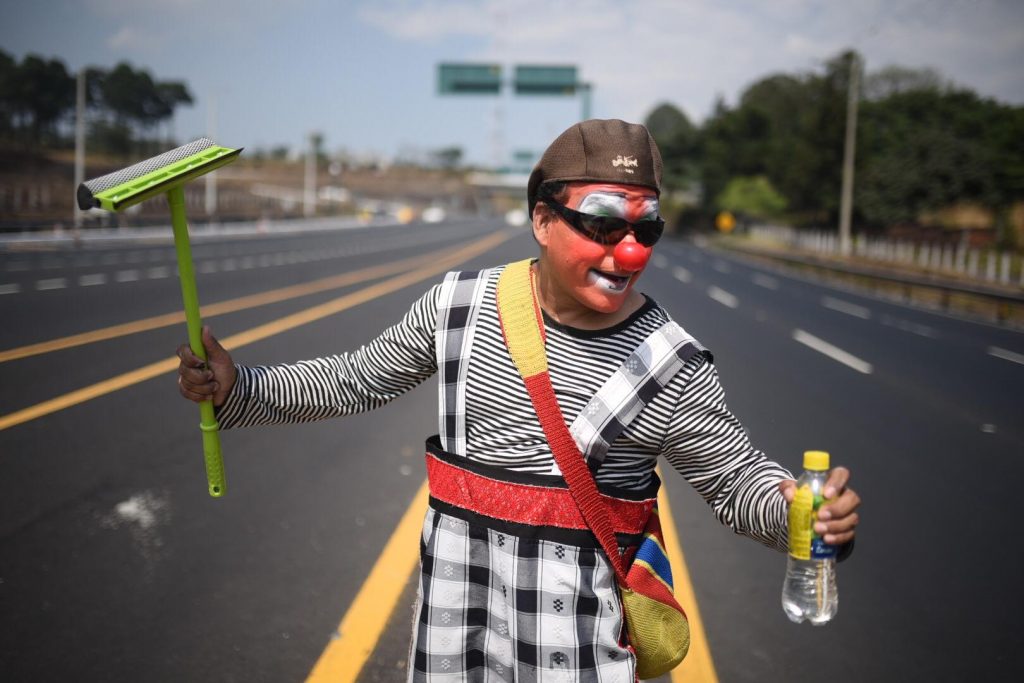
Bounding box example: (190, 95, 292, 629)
(410, 267, 706, 682)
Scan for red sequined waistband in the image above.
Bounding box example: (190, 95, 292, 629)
(425, 451, 655, 534)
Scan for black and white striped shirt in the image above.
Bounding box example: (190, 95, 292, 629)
(218, 270, 791, 551)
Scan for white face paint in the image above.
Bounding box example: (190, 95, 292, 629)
(586, 269, 631, 292)
(576, 192, 660, 220)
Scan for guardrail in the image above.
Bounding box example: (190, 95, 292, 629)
(747, 223, 1024, 287)
(712, 233, 1024, 327)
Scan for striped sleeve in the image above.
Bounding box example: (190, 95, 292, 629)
(661, 357, 792, 552)
(215, 284, 441, 429)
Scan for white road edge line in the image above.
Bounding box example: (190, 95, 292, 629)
(988, 346, 1024, 366)
(707, 286, 739, 309)
(793, 329, 873, 374)
(821, 296, 871, 319)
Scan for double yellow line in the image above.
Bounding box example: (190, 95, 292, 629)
(0, 230, 514, 432)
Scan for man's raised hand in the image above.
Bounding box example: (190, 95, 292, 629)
(176, 325, 236, 407)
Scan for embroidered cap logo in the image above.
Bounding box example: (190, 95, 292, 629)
(612, 155, 639, 174)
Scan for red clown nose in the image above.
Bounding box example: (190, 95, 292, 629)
(613, 241, 651, 271)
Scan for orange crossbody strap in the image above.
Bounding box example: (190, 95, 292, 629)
(496, 259, 629, 584)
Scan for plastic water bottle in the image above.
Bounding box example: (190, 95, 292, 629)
(781, 450, 838, 625)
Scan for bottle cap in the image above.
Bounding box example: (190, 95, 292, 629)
(803, 450, 830, 471)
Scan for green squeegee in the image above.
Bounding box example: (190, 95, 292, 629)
(78, 137, 242, 497)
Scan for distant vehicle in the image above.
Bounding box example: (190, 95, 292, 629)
(504, 208, 528, 226)
(421, 207, 446, 224)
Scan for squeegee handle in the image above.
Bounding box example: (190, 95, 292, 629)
(168, 186, 226, 497)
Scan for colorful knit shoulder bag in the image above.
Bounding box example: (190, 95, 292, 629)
(495, 259, 690, 679)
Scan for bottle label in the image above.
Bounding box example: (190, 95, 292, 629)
(787, 485, 813, 560)
(788, 485, 837, 560)
(811, 537, 837, 560)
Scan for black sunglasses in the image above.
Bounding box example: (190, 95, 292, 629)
(541, 199, 665, 247)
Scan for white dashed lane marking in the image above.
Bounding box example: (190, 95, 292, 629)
(672, 266, 692, 283)
(880, 315, 937, 338)
(713, 260, 731, 274)
(752, 273, 779, 290)
(822, 295, 871, 319)
(988, 346, 1024, 366)
(115, 269, 140, 283)
(0, 283, 21, 295)
(652, 254, 668, 269)
(146, 266, 171, 279)
(36, 278, 67, 291)
(707, 286, 739, 309)
(78, 273, 107, 287)
(793, 329, 873, 374)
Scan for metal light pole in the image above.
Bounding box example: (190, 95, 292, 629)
(205, 94, 218, 218)
(304, 132, 319, 217)
(579, 82, 593, 121)
(838, 54, 861, 257)
(73, 69, 86, 231)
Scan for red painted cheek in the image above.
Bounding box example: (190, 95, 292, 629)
(564, 237, 607, 263)
(551, 225, 606, 265)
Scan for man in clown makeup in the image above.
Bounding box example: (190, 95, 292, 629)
(177, 119, 860, 681)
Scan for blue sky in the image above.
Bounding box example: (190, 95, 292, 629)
(3, 0, 1023, 166)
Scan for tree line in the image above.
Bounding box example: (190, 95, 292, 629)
(0, 50, 193, 156)
(646, 50, 1024, 243)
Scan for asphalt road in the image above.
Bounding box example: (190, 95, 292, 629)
(1, 220, 1022, 682)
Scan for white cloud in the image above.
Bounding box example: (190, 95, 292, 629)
(107, 25, 162, 51)
(359, 0, 1024, 122)
(359, 0, 493, 41)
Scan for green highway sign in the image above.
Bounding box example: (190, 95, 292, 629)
(514, 65, 578, 95)
(438, 63, 502, 95)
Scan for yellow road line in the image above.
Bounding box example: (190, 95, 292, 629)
(0, 248, 457, 364)
(658, 476, 720, 683)
(0, 230, 515, 432)
(306, 480, 430, 683)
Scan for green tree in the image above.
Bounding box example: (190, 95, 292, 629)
(101, 62, 190, 130)
(694, 50, 860, 226)
(0, 49, 16, 137)
(10, 54, 75, 143)
(645, 102, 697, 191)
(673, 48, 1022, 233)
(864, 65, 947, 100)
(715, 175, 788, 219)
(857, 88, 1011, 227)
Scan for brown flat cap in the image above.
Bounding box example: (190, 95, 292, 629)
(527, 118, 663, 216)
